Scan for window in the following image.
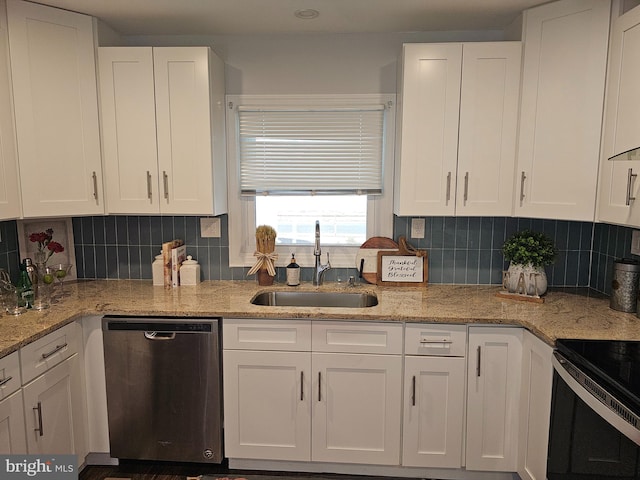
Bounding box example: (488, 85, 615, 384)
(227, 94, 395, 269)
(256, 195, 368, 246)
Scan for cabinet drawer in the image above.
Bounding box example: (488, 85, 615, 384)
(223, 319, 311, 351)
(405, 323, 467, 357)
(312, 321, 403, 354)
(20, 322, 80, 384)
(0, 351, 21, 398)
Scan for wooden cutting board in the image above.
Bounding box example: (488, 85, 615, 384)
(355, 237, 398, 284)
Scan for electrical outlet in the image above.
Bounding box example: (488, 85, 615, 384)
(411, 218, 425, 239)
(632, 230, 640, 255)
(200, 217, 221, 238)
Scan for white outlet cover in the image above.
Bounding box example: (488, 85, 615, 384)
(200, 217, 221, 238)
(411, 218, 426, 239)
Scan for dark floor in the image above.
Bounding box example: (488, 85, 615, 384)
(79, 461, 424, 480)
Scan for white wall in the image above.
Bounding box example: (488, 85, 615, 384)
(117, 30, 505, 94)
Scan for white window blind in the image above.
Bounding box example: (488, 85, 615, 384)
(238, 105, 386, 195)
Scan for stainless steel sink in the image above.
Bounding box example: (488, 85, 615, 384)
(250, 290, 378, 308)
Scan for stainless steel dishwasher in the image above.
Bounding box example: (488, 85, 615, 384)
(102, 316, 223, 463)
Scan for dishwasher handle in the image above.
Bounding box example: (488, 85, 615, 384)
(144, 331, 176, 340)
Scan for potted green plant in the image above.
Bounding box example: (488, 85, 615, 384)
(502, 229, 557, 295)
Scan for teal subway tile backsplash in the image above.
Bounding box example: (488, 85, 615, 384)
(0, 220, 21, 283)
(393, 216, 594, 287)
(0, 214, 628, 294)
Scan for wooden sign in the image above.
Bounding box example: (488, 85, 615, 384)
(376, 236, 428, 287)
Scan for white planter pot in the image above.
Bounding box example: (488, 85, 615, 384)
(504, 263, 548, 296)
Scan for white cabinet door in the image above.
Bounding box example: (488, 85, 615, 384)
(98, 47, 159, 214)
(22, 354, 86, 458)
(395, 42, 520, 217)
(312, 352, 402, 465)
(395, 43, 462, 216)
(154, 47, 227, 215)
(7, 0, 103, 217)
(0, 390, 26, 454)
(597, 6, 640, 226)
(402, 355, 465, 468)
(223, 349, 311, 461)
(466, 327, 522, 472)
(456, 42, 520, 216)
(517, 331, 553, 480)
(515, 0, 610, 221)
(0, 0, 20, 220)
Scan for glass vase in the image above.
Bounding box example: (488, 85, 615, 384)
(33, 266, 55, 310)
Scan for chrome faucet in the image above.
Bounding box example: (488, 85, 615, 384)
(313, 220, 331, 285)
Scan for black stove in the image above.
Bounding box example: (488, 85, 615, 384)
(555, 338, 640, 417)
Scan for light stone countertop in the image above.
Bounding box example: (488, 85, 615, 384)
(0, 279, 638, 358)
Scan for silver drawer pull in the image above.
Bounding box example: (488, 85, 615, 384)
(420, 339, 453, 344)
(411, 375, 416, 406)
(0, 376, 13, 387)
(33, 402, 43, 437)
(41, 343, 68, 359)
(627, 168, 637, 206)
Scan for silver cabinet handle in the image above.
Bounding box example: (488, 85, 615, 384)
(163, 171, 169, 200)
(146, 171, 153, 202)
(446, 172, 452, 203)
(300, 371, 304, 401)
(41, 343, 67, 360)
(420, 339, 453, 345)
(92, 171, 99, 201)
(318, 371, 321, 402)
(33, 402, 43, 437)
(520, 171, 526, 203)
(0, 376, 13, 388)
(476, 346, 482, 377)
(627, 168, 637, 206)
(411, 375, 416, 406)
(464, 172, 469, 204)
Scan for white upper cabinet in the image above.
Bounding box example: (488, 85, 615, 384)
(395, 41, 521, 217)
(515, 0, 611, 222)
(0, 0, 21, 220)
(99, 46, 227, 215)
(597, 5, 640, 226)
(457, 43, 521, 216)
(7, 0, 104, 217)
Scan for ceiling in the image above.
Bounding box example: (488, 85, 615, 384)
(28, 0, 551, 36)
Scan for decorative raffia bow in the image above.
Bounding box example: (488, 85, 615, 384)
(247, 251, 278, 277)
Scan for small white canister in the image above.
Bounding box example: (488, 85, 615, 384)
(152, 252, 164, 286)
(180, 255, 201, 286)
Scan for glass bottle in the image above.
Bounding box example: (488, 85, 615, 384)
(286, 253, 300, 286)
(17, 260, 34, 309)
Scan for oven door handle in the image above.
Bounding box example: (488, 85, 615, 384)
(552, 353, 640, 446)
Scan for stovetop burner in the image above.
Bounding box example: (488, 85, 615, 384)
(556, 339, 640, 415)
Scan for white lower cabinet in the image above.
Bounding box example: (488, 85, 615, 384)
(466, 326, 523, 472)
(0, 390, 26, 453)
(223, 319, 402, 466)
(402, 324, 466, 468)
(517, 330, 553, 480)
(22, 354, 84, 455)
(223, 349, 311, 461)
(19, 322, 87, 462)
(0, 350, 26, 454)
(312, 352, 402, 465)
(223, 320, 550, 479)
